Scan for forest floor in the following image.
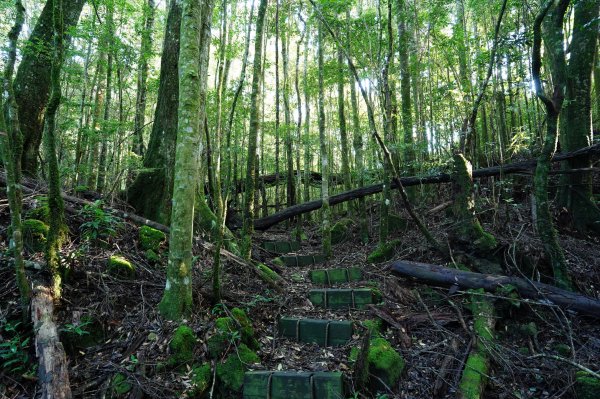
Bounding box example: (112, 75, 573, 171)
(1, 180, 600, 398)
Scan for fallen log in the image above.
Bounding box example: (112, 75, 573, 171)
(252, 143, 600, 230)
(390, 260, 600, 318)
(31, 284, 72, 399)
(232, 170, 343, 193)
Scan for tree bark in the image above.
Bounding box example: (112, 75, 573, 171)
(132, 0, 155, 156)
(390, 260, 600, 318)
(126, 0, 182, 225)
(13, 0, 85, 176)
(250, 143, 600, 230)
(241, 0, 268, 260)
(31, 284, 72, 399)
(159, 0, 214, 320)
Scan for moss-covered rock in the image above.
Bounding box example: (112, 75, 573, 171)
(367, 239, 401, 263)
(208, 308, 258, 359)
(361, 319, 384, 337)
(216, 343, 259, 393)
(331, 218, 353, 244)
(350, 337, 405, 392)
(169, 325, 196, 365)
(21, 219, 49, 252)
(190, 363, 212, 397)
(26, 196, 50, 223)
(256, 263, 279, 284)
(139, 225, 166, 252)
(145, 249, 161, 264)
(107, 255, 136, 278)
(575, 371, 600, 399)
(109, 373, 132, 398)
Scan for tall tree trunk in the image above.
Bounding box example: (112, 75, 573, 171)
(96, 0, 115, 193)
(241, 0, 268, 260)
(532, 0, 573, 290)
(133, 0, 155, 156)
(397, 0, 413, 173)
(159, 0, 214, 320)
(43, 0, 68, 298)
(318, 18, 332, 258)
(347, 9, 367, 243)
(126, 0, 182, 224)
(557, 0, 600, 233)
(13, 0, 85, 176)
(274, 0, 281, 212)
(337, 46, 351, 193)
(282, 5, 295, 211)
(1, 0, 31, 316)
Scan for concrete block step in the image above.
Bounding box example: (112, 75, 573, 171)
(309, 288, 379, 310)
(278, 317, 353, 346)
(243, 371, 344, 399)
(309, 267, 363, 285)
(261, 240, 301, 254)
(276, 254, 327, 267)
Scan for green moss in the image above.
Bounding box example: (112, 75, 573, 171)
(368, 337, 405, 389)
(109, 373, 132, 397)
(272, 257, 285, 267)
(361, 319, 384, 337)
(367, 239, 401, 263)
(139, 225, 166, 252)
(256, 263, 279, 283)
(208, 308, 258, 358)
(349, 337, 405, 391)
(554, 343, 571, 357)
(21, 219, 49, 252)
(472, 222, 497, 251)
(145, 249, 160, 263)
(331, 218, 353, 244)
(216, 343, 259, 393)
(75, 185, 89, 193)
(458, 351, 487, 399)
(170, 325, 196, 365)
(191, 363, 212, 396)
(575, 371, 600, 399)
(26, 196, 50, 223)
(107, 255, 136, 278)
(517, 322, 538, 338)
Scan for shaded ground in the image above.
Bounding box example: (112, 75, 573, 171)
(1, 180, 599, 398)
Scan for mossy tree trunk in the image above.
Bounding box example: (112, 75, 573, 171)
(126, 0, 181, 225)
(43, 0, 68, 298)
(452, 154, 497, 252)
(241, 0, 268, 260)
(397, 0, 414, 173)
(132, 0, 155, 156)
(159, 0, 214, 320)
(1, 0, 31, 316)
(532, 0, 573, 291)
(317, 18, 332, 258)
(13, 0, 85, 176)
(282, 6, 295, 212)
(556, 0, 600, 233)
(347, 9, 368, 243)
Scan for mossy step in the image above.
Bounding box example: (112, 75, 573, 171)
(261, 240, 301, 254)
(243, 371, 344, 399)
(276, 254, 327, 267)
(309, 267, 363, 285)
(278, 317, 352, 347)
(309, 288, 379, 310)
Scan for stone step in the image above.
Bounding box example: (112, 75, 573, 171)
(275, 254, 327, 267)
(278, 317, 353, 347)
(261, 240, 301, 254)
(309, 288, 379, 310)
(243, 371, 344, 399)
(309, 267, 363, 285)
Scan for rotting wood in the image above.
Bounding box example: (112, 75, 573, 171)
(390, 260, 600, 318)
(31, 283, 72, 399)
(249, 143, 600, 230)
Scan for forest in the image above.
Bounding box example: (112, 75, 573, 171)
(1, 0, 600, 397)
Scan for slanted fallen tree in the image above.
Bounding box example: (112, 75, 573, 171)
(390, 260, 600, 318)
(251, 143, 600, 230)
(31, 283, 72, 399)
(232, 170, 343, 194)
